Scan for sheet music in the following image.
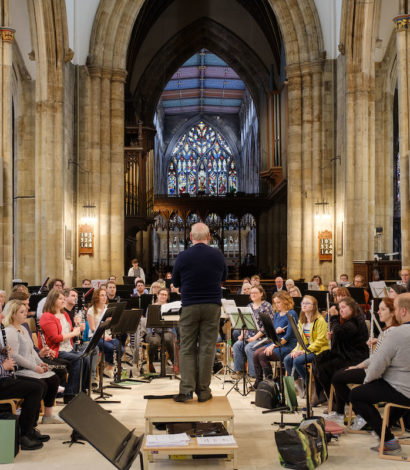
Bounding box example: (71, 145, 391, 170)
(161, 301, 181, 321)
(197, 435, 236, 446)
(146, 433, 190, 447)
(369, 281, 387, 299)
(221, 299, 237, 319)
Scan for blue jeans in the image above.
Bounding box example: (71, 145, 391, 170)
(98, 338, 123, 365)
(284, 352, 315, 381)
(58, 350, 90, 395)
(233, 340, 266, 377)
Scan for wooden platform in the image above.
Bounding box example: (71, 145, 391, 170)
(143, 396, 237, 468)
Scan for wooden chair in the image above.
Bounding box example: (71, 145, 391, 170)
(0, 399, 23, 415)
(379, 403, 410, 461)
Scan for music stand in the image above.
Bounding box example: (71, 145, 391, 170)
(286, 314, 314, 420)
(59, 392, 144, 470)
(226, 308, 257, 397)
(110, 309, 149, 385)
(226, 294, 250, 307)
(28, 293, 47, 313)
(127, 294, 153, 311)
(347, 287, 366, 304)
(122, 276, 136, 285)
(369, 281, 388, 299)
(146, 305, 178, 379)
(306, 291, 328, 311)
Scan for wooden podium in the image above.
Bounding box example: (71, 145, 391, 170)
(143, 396, 238, 469)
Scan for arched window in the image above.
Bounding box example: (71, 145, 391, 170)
(167, 121, 237, 196)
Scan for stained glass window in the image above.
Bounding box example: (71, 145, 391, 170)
(167, 121, 237, 196)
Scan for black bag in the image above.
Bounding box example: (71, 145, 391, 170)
(275, 417, 328, 470)
(254, 379, 280, 409)
(0, 411, 19, 457)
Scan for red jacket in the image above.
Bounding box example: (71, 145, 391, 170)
(39, 311, 73, 357)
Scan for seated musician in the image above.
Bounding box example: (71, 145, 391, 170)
(311, 275, 325, 291)
(349, 293, 410, 455)
(40, 289, 89, 403)
(330, 297, 398, 427)
(313, 297, 368, 403)
(353, 274, 370, 316)
(87, 288, 123, 379)
(132, 279, 149, 297)
(240, 282, 252, 295)
(288, 286, 302, 297)
(106, 281, 120, 303)
(389, 284, 407, 299)
(9, 290, 69, 391)
(253, 291, 298, 389)
(3, 300, 61, 424)
(0, 340, 48, 450)
(146, 288, 176, 373)
(283, 295, 329, 398)
(0, 289, 5, 310)
(232, 285, 274, 380)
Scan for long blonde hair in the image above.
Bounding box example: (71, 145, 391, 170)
(299, 295, 319, 324)
(3, 300, 26, 327)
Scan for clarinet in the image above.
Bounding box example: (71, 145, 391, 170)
(37, 276, 50, 294)
(1, 323, 16, 379)
(73, 300, 81, 352)
(369, 300, 374, 357)
(34, 317, 67, 370)
(326, 293, 332, 348)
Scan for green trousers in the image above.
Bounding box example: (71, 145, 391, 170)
(178, 303, 221, 398)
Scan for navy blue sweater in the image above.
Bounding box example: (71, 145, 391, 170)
(172, 243, 228, 307)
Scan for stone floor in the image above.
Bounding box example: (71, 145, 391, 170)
(3, 370, 408, 469)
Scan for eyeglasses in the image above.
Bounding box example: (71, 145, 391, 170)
(301, 302, 313, 306)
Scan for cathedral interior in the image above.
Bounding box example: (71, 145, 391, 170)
(0, 0, 409, 287)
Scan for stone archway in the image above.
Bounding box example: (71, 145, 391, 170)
(86, 0, 325, 280)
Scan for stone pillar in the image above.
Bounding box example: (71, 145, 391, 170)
(286, 64, 303, 279)
(394, 14, 410, 265)
(110, 69, 126, 279)
(0, 9, 14, 288)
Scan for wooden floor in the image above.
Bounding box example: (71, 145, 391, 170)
(4, 372, 409, 470)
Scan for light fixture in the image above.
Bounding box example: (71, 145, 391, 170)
(314, 199, 331, 221)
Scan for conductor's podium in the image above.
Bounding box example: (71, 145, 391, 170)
(143, 395, 238, 469)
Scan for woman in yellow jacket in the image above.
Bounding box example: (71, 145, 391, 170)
(283, 295, 329, 396)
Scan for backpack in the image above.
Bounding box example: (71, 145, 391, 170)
(254, 379, 280, 409)
(275, 417, 328, 470)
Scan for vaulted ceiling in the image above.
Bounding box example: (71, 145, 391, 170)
(159, 49, 246, 115)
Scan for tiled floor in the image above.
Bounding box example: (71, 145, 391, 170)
(4, 373, 408, 469)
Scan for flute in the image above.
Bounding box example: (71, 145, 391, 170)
(369, 300, 374, 356)
(326, 293, 331, 348)
(1, 323, 16, 379)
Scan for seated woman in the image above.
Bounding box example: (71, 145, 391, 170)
(288, 286, 302, 297)
(87, 288, 123, 379)
(253, 291, 298, 388)
(232, 285, 273, 379)
(313, 296, 368, 403)
(146, 288, 176, 373)
(311, 275, 325, 291)
(330, 297, 398, 427)
(283, 295, 329, 397)
(3, 300, 61, 424)
(40, 289, 89, 403)
(0, 343, 48, 450)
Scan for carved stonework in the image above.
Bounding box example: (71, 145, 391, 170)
(260, 167, 283, 190)
(0, 28, 15, 43)
(393, 15, 410, 32)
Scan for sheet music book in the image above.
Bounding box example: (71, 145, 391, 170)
(197, 435, 237, 446)
(146, 433, 190, 447)
(160, 301, 181, 321)
(221, 299, 237, 319)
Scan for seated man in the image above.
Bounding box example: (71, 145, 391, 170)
(350, 293, 410, 454)
(132, 279, 149, 297)
(106, 281, 120, 303)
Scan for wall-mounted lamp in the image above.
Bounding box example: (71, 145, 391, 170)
(314, 200, 331, 221)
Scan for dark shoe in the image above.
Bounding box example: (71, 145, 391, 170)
(32, 428, 50, 442)
(63, 394, 75, 404)
(20, 435, 43, 450)
(149, 363, 156, 374)
(173, 392, 193, 403)
(198, 393, 213, 402)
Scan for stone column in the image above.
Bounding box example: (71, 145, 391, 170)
(0, 10, 14, 288)
(394, 14, 410, 265)
(110, 69, 127, 278)
(286, 64, 303, 279)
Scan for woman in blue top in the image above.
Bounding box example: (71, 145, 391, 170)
(253, 291, 298, 389)
(232, 285, 274, 378)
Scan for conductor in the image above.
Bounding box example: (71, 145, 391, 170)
(172, 223, 227, 403)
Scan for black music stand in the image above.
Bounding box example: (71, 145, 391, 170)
(145, 305, 177, 379)
(286, 313, 314, 420)
(59, 392, 144, 470)
(347, 287, 366, 304)
(306, 291, 328, 311)
(226, 308, 257, 397)
(127, 294, 153, 312)
(226, 294, 251, 306)
(28, 293, 47, 313)
(109, 309, 149, 385)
